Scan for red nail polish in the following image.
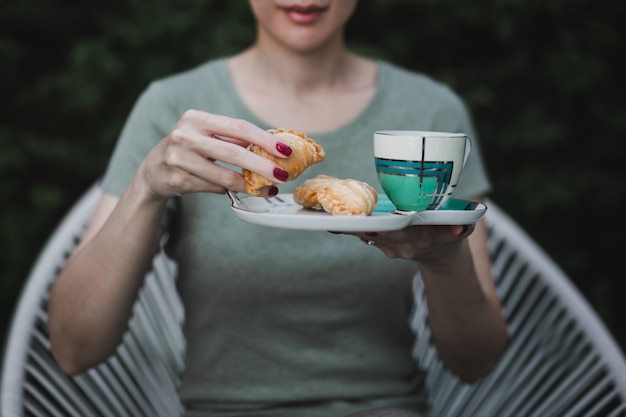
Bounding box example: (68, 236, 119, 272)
(276, 142, 292, 156)
(268, 186, 279, 196)
(273, 167, 289, 181)
(365, 232, 379, 237)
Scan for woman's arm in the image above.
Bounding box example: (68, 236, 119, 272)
(48, 111, 293, 375)
(417, 218, 508, 383)
(48, 180, 166, 375)
(348, 198, 508, 383)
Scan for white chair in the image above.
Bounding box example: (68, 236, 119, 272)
(2, 182, 626, 416)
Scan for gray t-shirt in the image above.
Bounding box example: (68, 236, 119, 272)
(102, 59, 491, 417)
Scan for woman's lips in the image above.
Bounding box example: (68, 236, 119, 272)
(281, 5, 329, 23)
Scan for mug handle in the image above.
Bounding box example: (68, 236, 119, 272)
(463, 136, 472, 167)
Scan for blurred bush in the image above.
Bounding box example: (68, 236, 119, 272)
(1, 0, 624, 351)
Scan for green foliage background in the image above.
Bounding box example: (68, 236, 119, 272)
(1, 0, 625, 354)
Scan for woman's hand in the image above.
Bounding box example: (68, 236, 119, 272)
(344, 223, 475, 264)
(139, 110, 293, 200)
(344, 221, 508, 383)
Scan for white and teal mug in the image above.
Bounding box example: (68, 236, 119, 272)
(374, 130, 471, 212)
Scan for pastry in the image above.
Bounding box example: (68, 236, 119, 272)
(291, 174, 336, 210)
(243, 128, 325, 196)
(293, 175, 378, 216)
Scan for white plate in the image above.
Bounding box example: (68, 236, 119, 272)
(227, 192, 487, 232)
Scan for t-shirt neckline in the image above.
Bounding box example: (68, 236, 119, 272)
(214, 58, 390, 139)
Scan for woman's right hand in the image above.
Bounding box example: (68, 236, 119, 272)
(139, 110, 293, 200)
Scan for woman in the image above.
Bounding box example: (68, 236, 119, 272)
(48, 1, 509, 416)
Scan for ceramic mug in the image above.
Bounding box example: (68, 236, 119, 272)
(374, 130, 471, 212)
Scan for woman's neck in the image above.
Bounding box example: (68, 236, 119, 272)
(234, 39, 356, 94)
(228, 43, 378, 133)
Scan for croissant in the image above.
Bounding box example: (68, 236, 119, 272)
(293, 175, 378, 216)
(243, 128, 325, 196)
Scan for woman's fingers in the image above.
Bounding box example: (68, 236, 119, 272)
(170, 111, 293, 184)
(161, 148, 246, 193)
(143, 110, 297, 198)
(452, 224, 475, 238)
(179, 110, 290, 158)
(342, 224, 476, 261)
(167, 128, 288, 187)
(160, 147, 282, 197)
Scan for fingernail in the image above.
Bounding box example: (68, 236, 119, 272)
(461, 225, 469, 234)
(276, 142, 292, 156)
(267, 186, 279, 196)
(273, 167, 289, 181)
(456, 225, 469, 237)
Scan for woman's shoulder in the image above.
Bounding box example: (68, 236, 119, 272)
(150, 58, 228, 93)
(135, 58, 232, 112)
(378, 61, 465, 107)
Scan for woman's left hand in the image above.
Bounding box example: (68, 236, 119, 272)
(343, 224, 475, 263)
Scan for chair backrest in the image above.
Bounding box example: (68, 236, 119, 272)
(3, 184, 626, 417)
(411, 201, 626, 416)
(1, 182, 185, 417)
